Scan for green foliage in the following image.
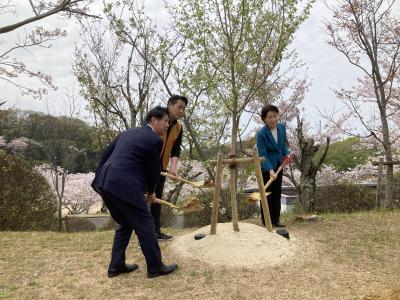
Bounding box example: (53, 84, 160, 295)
(0, 152, 58, 231)
(314, 181, 375, 213)
(0, 109, 102, 172)
(315, 137, 374, 171)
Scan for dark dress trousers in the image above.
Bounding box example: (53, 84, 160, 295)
(91, 125, 163, 273)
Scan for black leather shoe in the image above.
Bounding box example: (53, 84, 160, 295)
(107, 263, 139, 278)
(147, 263, 178, 278)
(273, 222, 285, 227)
(157, 232, 173, 241)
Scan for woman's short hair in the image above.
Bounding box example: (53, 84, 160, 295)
(145, 106, 168, 123)
(261, 104, 279, 120)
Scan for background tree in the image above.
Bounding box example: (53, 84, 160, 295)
(73, 1, 158, 144)
(324, 0, 400, 208)
(0, 0, 96, 100)
(0, 108, 101, 172)
(315, 136, 374, 171)
(289, 116, 330, 212)
(103, 0, 222, 179)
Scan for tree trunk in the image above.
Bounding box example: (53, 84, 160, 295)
(298, 176, 316, 212)
(294, 117, 330, 213)
(230, 113, 239, 232)
(381, 114, 394, 208)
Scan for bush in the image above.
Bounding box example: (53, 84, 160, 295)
(65, 217, 97, 232)
(314, 181, 375, 213)
(0, 152, 57, 230)
(170, 188, 258, 228)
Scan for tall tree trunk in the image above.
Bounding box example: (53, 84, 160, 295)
(230, 113, 239, 232)
(380, 110, 394, 208)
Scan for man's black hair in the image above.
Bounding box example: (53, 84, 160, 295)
(261, 104, 279, 120)
(167, 95, 188, 106)
(145, 106, 168, 123)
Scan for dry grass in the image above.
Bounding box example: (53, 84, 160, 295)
(1, 210, 400, 300)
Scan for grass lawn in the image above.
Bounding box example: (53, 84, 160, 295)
(1, 210, 400, 299)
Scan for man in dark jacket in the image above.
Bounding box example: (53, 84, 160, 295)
(91, 106, 178, 278)
(151, 95, 188, 240)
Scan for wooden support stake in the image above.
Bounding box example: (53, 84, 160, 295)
(210, 152, 223, 235)
(253, 151, 273, 232)
(209, 157, 265, 165)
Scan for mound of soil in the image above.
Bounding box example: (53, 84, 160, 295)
(170, 222, 298, 268)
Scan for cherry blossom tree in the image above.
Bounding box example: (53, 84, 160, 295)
(5, 137, 29, 153)
(73, 1, 158, 142)
(324, 0, 400, 208)
(0, 1, 97, 100)
(36, 165, 101, 216)
(62, 172, 101, 214)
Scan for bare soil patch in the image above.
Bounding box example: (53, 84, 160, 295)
(170, 222, 299, 268)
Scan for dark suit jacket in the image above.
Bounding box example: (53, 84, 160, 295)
(91, 125, 162, 205)
(256, 123, 289, 172)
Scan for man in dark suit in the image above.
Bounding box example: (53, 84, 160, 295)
(91, 106, 178, 279)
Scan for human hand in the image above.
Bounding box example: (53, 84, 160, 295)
(169, 167, 177, 177)
(269, 170, 277, 181)
(283, 155, 294, 165)
(146, 193, 156, 204)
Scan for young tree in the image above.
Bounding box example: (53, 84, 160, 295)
(170, 0, 314, 230)
(324, 0, 400, 208)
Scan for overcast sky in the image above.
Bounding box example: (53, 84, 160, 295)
(1, 0, 363, 128)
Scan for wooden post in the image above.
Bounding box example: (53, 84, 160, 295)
(210, 152, 223, 235)
(253, 151, 273, 232)
(376, 157, 383, 209)
(209, 157, 265, 165)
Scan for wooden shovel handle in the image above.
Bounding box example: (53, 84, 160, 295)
(263, 164, 284, 190)
(160, 172, 201, 188)
(154, 198, 179, 209)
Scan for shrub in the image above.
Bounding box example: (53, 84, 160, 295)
(65, 217, 96, 232)
(314, 181, 375, 213)
(0, 152, 57, 230)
